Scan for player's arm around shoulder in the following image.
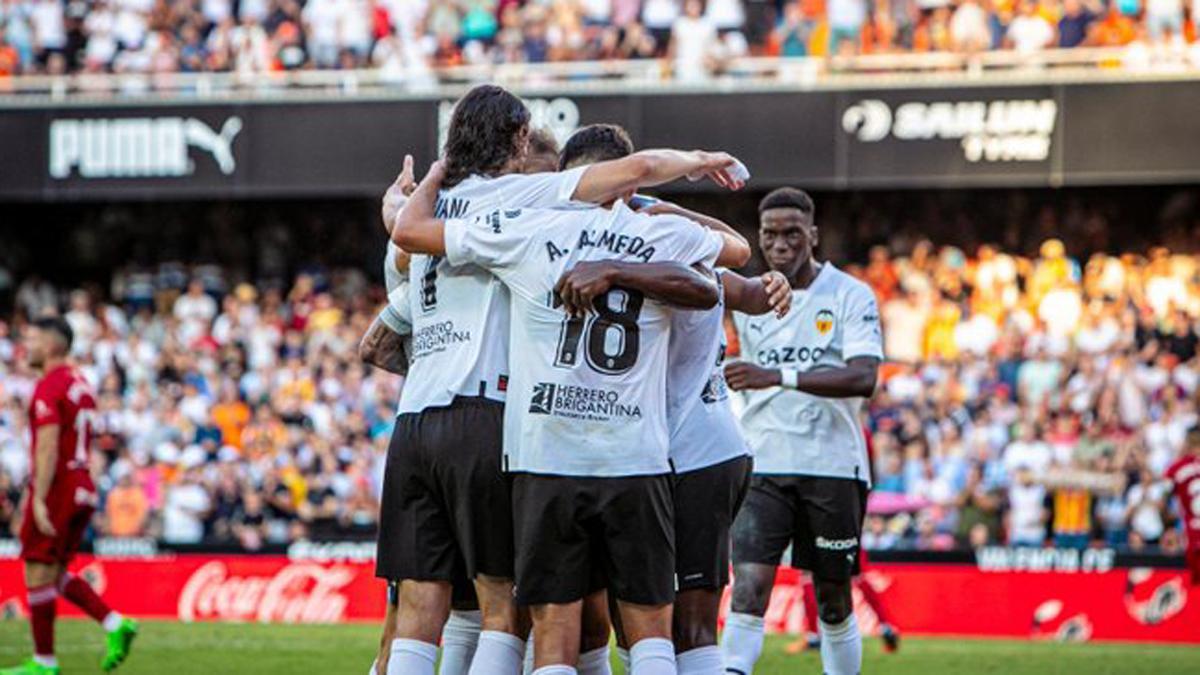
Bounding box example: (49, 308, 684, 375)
(555, 261, 718, 316)
(722, 269, 791, 318)
(639, 201, 752, 268)
(391, 160, 448, 255)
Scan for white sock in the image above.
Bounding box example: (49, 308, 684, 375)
(719, 613, 764, 675)
(616, 647, 631, 673)
(102, 611, 124, 633)
(32, 655, 58, 668)
(523, 633, 536, 675)
(675, 646, 723, 675)
(468, 630, 526, 675)
(818, 615, 862, 675)
(629, 638, 675, 675)
(389, 638, 437, 675)
(578, 646, 612, 675)
(440, 610, 482, 675)
(532, 667, 577, 675)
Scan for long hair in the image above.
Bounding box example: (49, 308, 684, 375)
(442, 85, 531, 187)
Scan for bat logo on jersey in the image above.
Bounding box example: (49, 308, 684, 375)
(815, 309, 835, 335)
(527, 382, 642, 422)
(529, 383, 556, 415)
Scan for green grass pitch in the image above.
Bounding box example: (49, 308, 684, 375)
(1, 619, 1198, 674)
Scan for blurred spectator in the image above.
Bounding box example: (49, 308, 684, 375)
(670, 0, 718, 80)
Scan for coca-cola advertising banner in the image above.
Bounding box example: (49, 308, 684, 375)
(0, 554, 387, 623)
(0, 553, 1196, 643)
(4, 78, 1200, 200)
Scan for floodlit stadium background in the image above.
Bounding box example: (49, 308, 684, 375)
(2, 0, 1200, 668)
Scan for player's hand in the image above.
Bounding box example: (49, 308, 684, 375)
(724, 361, 782, 391)
(31, 499, 56, 537)
(380, 155, 415, 233)
(687, 152, 745, 191)
(762, 271, 791, 318)
(555, 261, 618, 317)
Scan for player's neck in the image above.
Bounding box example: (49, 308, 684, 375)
(40, 356, 67, 375)
(790, 259, 823, 290)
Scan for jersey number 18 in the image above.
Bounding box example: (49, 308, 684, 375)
(553, 289, 644, 375)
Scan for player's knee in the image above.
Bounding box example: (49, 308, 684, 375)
(397, 580, 451, 620)
(815, 580, 852, 625)
(730, 566, 772, 615)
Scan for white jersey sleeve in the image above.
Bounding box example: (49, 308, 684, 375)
(444, 210, 540, 272)
(840, 282, 884, 361)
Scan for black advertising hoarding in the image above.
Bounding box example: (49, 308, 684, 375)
(635, 91, 838, 187)
(1, 78, 1198, 200)
(835, 85, 1060, 188)
(1060, 79, 1200, 184)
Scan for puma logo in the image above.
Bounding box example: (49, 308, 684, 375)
(185, 117, 242, 174)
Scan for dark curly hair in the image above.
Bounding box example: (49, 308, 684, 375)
(558, 123, 635, 170)
(442, 85, 532, 187)
(758, 187, 815, 220)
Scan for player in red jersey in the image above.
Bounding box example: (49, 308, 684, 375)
(2, 317, 138, 675)
(1165, 426, 1200, 586)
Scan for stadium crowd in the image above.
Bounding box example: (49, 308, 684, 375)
(1, 0, 1200, 79)
(0, 224, 1199, 556)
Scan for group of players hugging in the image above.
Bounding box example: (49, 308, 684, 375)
(6, 83, 1200, 675)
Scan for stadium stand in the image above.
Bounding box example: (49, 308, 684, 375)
(0, 0, 1198, 85)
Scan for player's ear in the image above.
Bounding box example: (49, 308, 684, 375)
(810, 224, 819, 250)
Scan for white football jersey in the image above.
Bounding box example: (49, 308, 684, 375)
(732, 264, 882, 485)
(379, 243, 412, 335)
(667, 272, 751, 473)
(445, 201, 724, 477)
(396, 168, 586, 415)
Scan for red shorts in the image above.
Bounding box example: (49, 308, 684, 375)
(20, 482, 96, 565)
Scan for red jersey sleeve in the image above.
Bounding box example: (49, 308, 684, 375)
(30, 384, 62, 429)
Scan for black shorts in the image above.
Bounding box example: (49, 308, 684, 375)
(730, 474, 867, 582)
(385, 573, 480, 612)
(512, 472, 674, 607)
(375, 397, 513, 586)
(674, 456, 753, 591)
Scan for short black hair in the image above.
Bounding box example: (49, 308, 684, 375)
(34, 316, 73, 351)
(758, 187, 815, 219)
(528, 127, 560, 158)
(559, 124, 635, 170)
(442, 85, 531, 187)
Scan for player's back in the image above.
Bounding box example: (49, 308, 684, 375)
(443, 200, 723, 477)
(398, 168, 586, 415)
(30, 365, 96, 488)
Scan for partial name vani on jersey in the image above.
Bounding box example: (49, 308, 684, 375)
(732, 264, 883, 484)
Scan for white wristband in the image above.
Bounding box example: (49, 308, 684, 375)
(780, 369, 799, 389)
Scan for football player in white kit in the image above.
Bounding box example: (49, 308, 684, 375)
(552, 125, 792, 675)
(720, 188, 882, 675)
(368, 136, 567, 675)
(393, 157, 750, 675)
(374, 84, 748, 675)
